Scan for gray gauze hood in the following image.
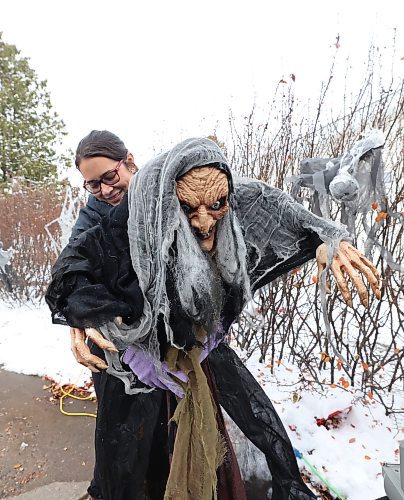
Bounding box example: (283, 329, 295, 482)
(126, 138, 237, 352)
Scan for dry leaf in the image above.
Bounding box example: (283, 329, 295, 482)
(349, 438, 356, 443)
(364, 455, 371, 460)
(320, 352, 330, 362)
(371, 201, 379, 210)
(339, 376, 350, 389)
(375, 211, 388, 223)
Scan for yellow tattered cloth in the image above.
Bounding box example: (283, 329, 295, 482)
(164, 330, 226, 500)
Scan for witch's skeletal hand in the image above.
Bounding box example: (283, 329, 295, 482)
(316, 241, 381, 308)
(70, 326, 118, 373)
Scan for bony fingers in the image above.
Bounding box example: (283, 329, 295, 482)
(331, 264, 352, 307)
(94, 359, 108, 370)
(94, 338, 118, 353)
(352, 259, 381, 299)
(316, 244, 328, 273)
(104, 343, 118, 353)
(347, 244, 380, 282)
(76, 343, 92, 358)
(340, 284, 353, 308)
(95, 362, 108, 371)
(359, 254, 380, 279)
(75, 356, 99, 373)
(85, 328, 118, 352)
(84, 352, 108, 369)
(83, 357, 107, 372)
(355, 282, 369, 307)
(85, 363, 100, 374)
(347, 270, 368, 307)
(71, 346, 87, 364)
(80, 354, 106, 373)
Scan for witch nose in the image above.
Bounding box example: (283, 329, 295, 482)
(192, 207, 213, 234)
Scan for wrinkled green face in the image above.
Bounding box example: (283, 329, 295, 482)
(176, 166, 229, 252)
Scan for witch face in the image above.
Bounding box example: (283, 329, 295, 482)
(176, 166, 230, 252)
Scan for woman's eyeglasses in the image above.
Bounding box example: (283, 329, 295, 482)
(83, 159, 124, 194)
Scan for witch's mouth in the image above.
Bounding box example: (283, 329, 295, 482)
(194, 228, 214, 241)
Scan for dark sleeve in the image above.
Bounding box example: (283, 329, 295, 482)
(69, 195, 111, 242)
(248, 231, 322, 292)
(233, 180, 349, 292)
(46, 197, 144, 329)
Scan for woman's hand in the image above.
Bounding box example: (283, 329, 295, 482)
(70, 326, 118, 373)
(316, 241, 381, 308)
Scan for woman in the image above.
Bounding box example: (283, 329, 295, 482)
(66, 130, 139, 499)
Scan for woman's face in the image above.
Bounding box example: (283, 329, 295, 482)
(79, 155, 135, 205)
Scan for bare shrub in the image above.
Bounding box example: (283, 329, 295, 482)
(228, 40, 403, 414)
(0, 180, 79, 304)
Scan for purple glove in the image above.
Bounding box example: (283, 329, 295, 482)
(199, 334, 222, 363)
(122, 335, 223, 398)
(122, 347, 188, 398)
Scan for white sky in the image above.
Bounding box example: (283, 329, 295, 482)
(1, 0, 403, 182)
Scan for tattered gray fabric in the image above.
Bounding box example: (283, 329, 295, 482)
(289, 129, 386, 230)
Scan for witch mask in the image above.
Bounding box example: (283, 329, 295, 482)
(176, 166, 229, 252)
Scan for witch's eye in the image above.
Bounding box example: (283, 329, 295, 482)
(181, 204, 191, 214)
(211, 197, 226, 210)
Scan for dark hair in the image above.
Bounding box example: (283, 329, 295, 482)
(75, 130, 128, 168)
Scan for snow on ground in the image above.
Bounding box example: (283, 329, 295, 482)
(236, 345, 402, 499)
(0, 302, 401, 499)
(0, 302, 91, 388)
